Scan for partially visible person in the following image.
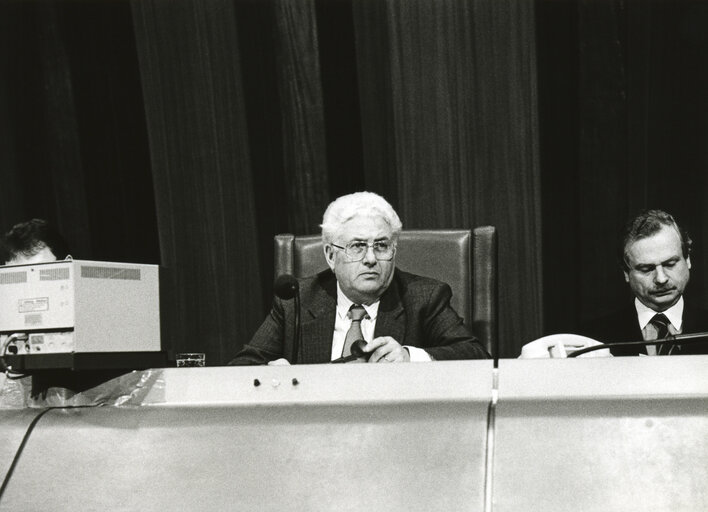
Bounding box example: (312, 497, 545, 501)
(0, 218, 71, 265)
(580, 209, 708, 356)
(229, 191, 489, 365)
(0, 221, 133, 393)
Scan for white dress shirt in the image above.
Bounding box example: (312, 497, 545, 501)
(331, 283, 431, 361)
(634, 297, 683, 355)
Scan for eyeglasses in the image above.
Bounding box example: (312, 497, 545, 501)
(330, 240, 396, 261)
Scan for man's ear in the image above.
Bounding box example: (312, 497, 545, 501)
(324, 245, 336, 271)
(623, 271, 630, 283)
(687, 256, 692, 270)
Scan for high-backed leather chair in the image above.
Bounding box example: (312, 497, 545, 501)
(274, 227, 497, 357)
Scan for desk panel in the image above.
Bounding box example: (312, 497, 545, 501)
(140, 361, 493, 406)
(1, 361, 493, 512)
(493, 356, 708, 512)
(0, 409, 48, 485)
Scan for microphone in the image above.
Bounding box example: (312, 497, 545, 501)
(331, 339, 367, 363)
(567, 331, 708, 357)
(274, 274, 298, 300)
(273, 274, 300, 364)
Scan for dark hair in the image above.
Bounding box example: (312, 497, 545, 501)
(619, 209, 691, 271)
(0, 219, 71, 264)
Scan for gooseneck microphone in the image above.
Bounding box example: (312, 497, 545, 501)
(273, 274, 300, 364)
(331, 339, 367, 363)
(567, 331, 708, 357)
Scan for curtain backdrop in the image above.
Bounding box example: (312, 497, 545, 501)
(130, 0, 542, 361)
(0, 1, 159, 262)
(10, 0, 706, 365)
(538, 0, 708, 334)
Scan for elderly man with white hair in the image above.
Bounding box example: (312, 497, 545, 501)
(230, 191, 489, 365)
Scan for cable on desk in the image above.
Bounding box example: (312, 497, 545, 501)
(0, 404, 101, 503)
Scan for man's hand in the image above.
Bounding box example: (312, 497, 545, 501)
(267, 358, 291, 366)
(363, 336, 410, 363)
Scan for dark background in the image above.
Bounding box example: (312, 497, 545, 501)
(1, 0, 707, 364)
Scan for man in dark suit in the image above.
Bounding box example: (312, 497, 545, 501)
(581, 209, 708, 356)
(229, 191, 489, 365)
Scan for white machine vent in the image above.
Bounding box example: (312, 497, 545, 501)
(40, 268, 71, 281)
(25, 313, 43, 326)
(0, 272, 27, 285)
(81, 265, 141, 281)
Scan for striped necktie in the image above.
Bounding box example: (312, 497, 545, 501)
(651, 313, 670, 355)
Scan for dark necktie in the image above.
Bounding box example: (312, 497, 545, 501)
(651, 313, 670, 355)
(342, 305, 367, 357)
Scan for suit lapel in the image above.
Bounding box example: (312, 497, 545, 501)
(603, 305, 646, 356)
(300, 274, 337, 363)
(627, 306, 646, 355)
(681, 305, 708, 333)
(678, 304, 708, 354)
(374, 273, 406, 343)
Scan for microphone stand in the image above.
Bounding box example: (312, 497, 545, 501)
(567, 331, 708, 357)
(273, 274, 301, 365)
(291, 293, 300, 364)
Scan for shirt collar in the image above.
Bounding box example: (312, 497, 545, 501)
(634, 296, 684, 330)
(336, 283, 379, 320)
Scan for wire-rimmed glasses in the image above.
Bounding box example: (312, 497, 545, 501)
(330, 240, 396, 261)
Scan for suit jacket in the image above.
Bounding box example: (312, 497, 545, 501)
(579, 302, 708, 356)
(229, 268, 489, 365)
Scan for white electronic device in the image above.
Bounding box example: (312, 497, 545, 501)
(0, 259, 160, 357)
(518, 334, 612, 358)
